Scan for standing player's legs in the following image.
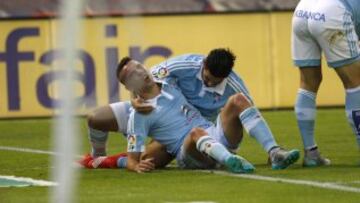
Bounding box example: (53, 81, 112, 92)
(308, 0, 360, 163)
(221, 93, 299, 169)
(291, 0, 330, 167)
(295, 67, 331, 166)
(295, 67, 330, 167)
(335, 61, 360, 149)
(296, 67, 322, 151)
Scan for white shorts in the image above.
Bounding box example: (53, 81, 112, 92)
(109, 101, 131, 134)
(292, 0, 360, 68)
(176, 115, 240, 169)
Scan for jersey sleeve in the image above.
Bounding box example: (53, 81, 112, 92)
(150, 54, 204, 81)
(126, 111, 150, 153)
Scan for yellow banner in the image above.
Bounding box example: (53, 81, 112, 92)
(0, 13, 345, 118)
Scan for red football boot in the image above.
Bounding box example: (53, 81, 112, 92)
(78, 154, 94, 169)
(88, 153, 127, 169)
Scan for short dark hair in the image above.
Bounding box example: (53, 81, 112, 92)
(204, 48, 236, 78)
(116, 56, 132, 80)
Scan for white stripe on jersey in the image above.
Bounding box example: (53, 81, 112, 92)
(165, 61, 200, 69)
(129, 112, 135, 134)
(227, 81, 241, 93)
(168, 65, 199, 72)
(227, 78, 243, 93)
(227, 75, 253, 103)
(165, 62, 200, 72)
(151, 62, 200, 76)
(228, 75, 249, 94)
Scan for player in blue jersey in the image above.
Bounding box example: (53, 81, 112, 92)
(81, 50, 300, 170)
(118, 56, 255, 173)
(292, 0, 360, 166)
(149, 50, 252, 122)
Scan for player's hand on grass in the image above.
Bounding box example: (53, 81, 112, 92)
(131, 96, 154, 114)
(135, 158, 155, 173)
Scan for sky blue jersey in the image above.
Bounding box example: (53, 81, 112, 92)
(342, 0, 360, 36)
(126, 81, 212, 156)
(150, 54, 253, 121)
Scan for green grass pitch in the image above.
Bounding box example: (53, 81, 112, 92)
(0, 109, 359, 203)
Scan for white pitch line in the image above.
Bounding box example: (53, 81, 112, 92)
(201, 171, 360, 193)
(0, 146, 58, 155)
(2, 145, 360, 193)
(0, 175, 57, 187)
(0, 146, 81, 158)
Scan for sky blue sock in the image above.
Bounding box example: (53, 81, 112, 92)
(295, 89, 317, 149)
(345, 86, 360, 149)
(239, 107, 278, 152)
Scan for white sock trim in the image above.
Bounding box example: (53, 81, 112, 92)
(298, 88, 317, 100)
(196, 136, 212, 152)
(346, 85, 360, 93)
(239, 108, 263, 133)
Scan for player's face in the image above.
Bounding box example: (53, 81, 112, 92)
(119, 60, 154, 94)
(202, 67, 224, 87)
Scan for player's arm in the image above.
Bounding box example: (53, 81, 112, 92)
(127, 152, 155, 173)
(126, 112, 155, 173)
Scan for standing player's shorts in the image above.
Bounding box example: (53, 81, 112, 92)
(292, 0, 360, 68)
(109, 101, 131, 134)
(176, 115, 240, 169)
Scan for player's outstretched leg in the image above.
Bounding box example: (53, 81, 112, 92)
(192, 128, 255, 174)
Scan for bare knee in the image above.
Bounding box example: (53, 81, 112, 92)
(229, 93, 252, 113)
(189, 128, 208, 142)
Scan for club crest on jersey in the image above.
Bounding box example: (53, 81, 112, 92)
(153, 67, 169, 79)
(127, 135, 136, 151)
